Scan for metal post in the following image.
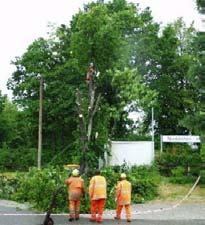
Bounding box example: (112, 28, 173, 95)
(151, 107, 155, 157)
(38, 75, 43, 170)
(160, 135, 163, 153)
(151, 107, 154, 142)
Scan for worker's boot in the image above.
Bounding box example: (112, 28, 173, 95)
(90, 215, 96, 222)
(114, 216, 120, 220)
(68, 218, 74, 222)
(97, 215, 103, 223)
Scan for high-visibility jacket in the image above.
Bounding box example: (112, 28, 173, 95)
(116, 180, 131, 205)
(65, 177, 84, 200)
(89, 175, 107, 200)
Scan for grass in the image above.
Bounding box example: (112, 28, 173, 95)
(149, 177, 205, 204)
(0, 172, 25, 179)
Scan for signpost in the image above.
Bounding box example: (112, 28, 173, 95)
(160, 135, 201, 153)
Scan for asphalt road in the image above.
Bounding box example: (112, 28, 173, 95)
(0, 200, 205, 225)
(0, 216, 205, 225)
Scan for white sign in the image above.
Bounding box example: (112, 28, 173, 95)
(162, 135, 200, 143)
(109, 141, 154, 166)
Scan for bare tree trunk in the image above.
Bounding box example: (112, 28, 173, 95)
(88, 93, 101, 141)
(76, 89, 88, 173)
(76, 75, 101, 174)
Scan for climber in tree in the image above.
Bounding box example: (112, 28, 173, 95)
(86, 62, 96, 84)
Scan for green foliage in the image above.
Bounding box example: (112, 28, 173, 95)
(129, 166, 160, 202)
(6, 0, 164, 168)
(157, 145, 201, 181)
(146, 20, 197, 135)
(13, 167, 68, 212)
(196, 0, 205, 13)
(0, 147, 36, 171)
(0, 174, 19, 199)
(2, 166, 160, 212)
(0, 95, 21, 148)
(0, 144, 80, 172)
(1, 0, 201, 173)
(128, 16, 197, 136)
(170, 166, 195, 184)
(199, 170, 205, 185)
(182, 0, 205, 139)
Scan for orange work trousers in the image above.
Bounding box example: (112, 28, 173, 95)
(69, 200, 80, 219)
(90, 199, 106, 222)
(116, 204, 131, 220)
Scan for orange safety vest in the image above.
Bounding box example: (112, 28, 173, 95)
(89, 175, 107, 200)
(65, 177, 84, 200)
(116, 180, 131, 205)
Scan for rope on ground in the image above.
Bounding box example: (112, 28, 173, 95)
(131, 175, 201, 215)
(0, 176, 201, 216)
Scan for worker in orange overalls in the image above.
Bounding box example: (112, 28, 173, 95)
(65, 169, 84, 222)
(89, 169, 107, 223)
(86, 62, 96, 83)
(115, 173, 132, 223)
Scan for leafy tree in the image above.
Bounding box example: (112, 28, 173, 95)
(187, 0, 205, 182)
(196, 0, 205, 13)
(6, 1, 171, 169)
(0, 93, 24, 149)
(7, 0, 198, 170)
(182, 1, 205, 140)
(133, 19, 197, 135)
(0, 92, 7, 146)
(8, 36, 79, 154)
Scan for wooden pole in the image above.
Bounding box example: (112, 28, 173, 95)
(38, 75, 43, 169)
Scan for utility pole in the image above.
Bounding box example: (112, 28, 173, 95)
(38, 75, 43, 170)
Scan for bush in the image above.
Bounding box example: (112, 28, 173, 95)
(200, 170, 205, 185)
(156, 145, 201, 179)
(129, 165, 160, 202)
(3, 165, 160, 212)
(0, 174, 19, 199)
(13, 166, 68, 212)
(0, 148, 36, 171)
(0, 146, 74, 172)
(169, 166, 196, 184)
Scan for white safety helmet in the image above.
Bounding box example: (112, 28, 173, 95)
(72, 169, 79, 177)
(120, 173, 127, 179)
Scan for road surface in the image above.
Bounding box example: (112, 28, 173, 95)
(0, 200, 204, 225)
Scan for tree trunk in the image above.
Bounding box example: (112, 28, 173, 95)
(76, 76, 101, 174)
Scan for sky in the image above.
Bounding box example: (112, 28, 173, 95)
(0, 0, 201, 98)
